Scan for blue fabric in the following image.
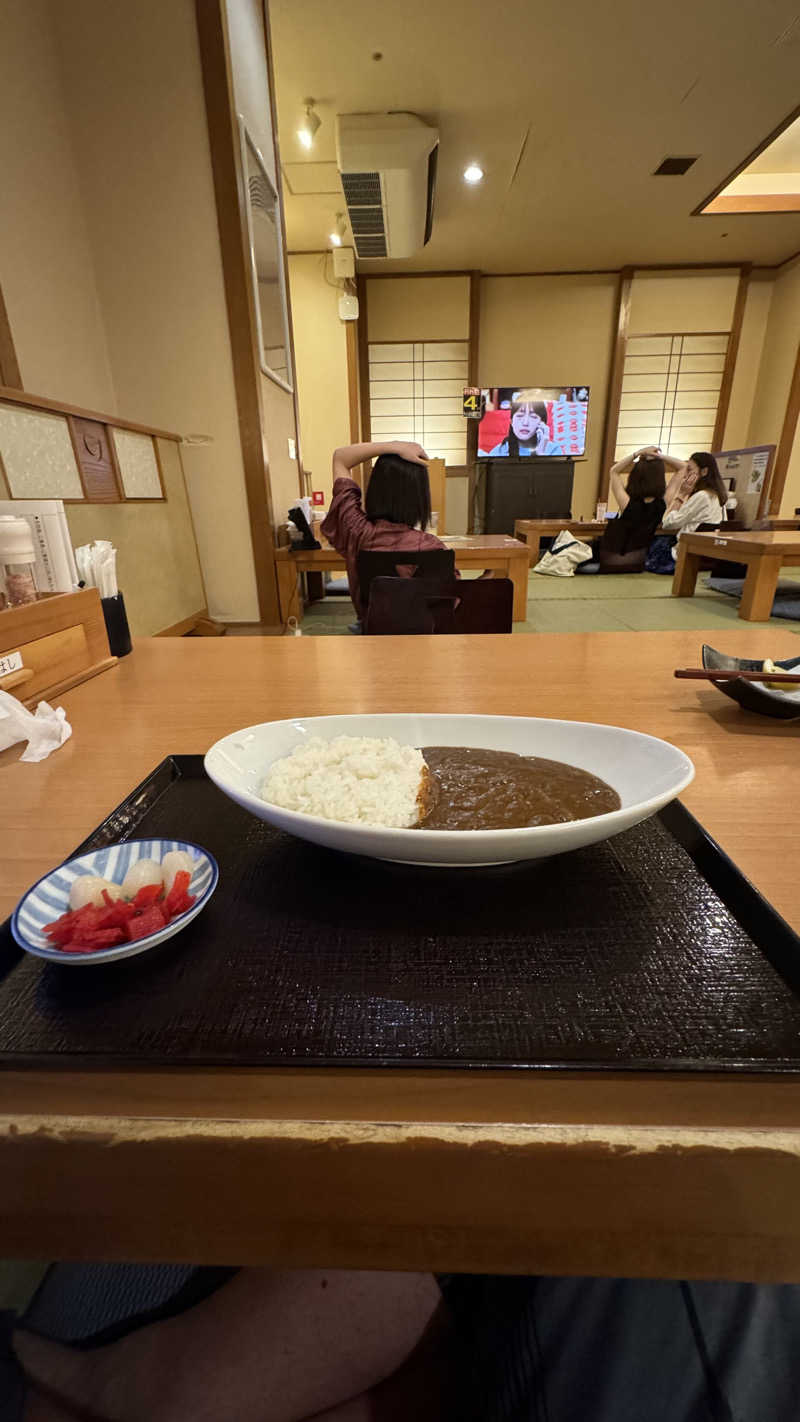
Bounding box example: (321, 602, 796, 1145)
(707, 577, 800, 621)
(645, 535, 677, 574)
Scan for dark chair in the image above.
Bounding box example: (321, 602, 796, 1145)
(447, 577, 513, 632)
(364, 576, 513, 635)
(356, 548, 456, 612)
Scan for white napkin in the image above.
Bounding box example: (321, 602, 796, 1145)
(0, 689, 72, 762)
(75, 540, 118, 598)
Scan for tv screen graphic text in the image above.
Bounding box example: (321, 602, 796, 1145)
(476, 386, 589, 458)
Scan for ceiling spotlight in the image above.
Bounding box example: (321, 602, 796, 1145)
(463, 164, 484, 184)
(329, 212, 346, 247)
(298, 100, 321, 150)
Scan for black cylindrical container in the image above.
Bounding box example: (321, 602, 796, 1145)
(101, 591, 132, 657)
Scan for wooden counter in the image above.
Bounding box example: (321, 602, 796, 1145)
(2, 632, 800, 1279)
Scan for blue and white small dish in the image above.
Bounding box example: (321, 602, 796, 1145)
(12, 839, 218, 966)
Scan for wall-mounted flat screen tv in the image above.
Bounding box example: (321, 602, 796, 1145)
(477, 387, 589, 458)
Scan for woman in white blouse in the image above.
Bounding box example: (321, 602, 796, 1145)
(661, 451, 730, 540)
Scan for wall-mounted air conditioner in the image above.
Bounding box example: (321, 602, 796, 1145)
(335, 112, 439, 260)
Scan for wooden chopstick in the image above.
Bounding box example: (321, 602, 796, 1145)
(675, 668, 800, 684)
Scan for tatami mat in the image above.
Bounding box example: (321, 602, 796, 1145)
(299, 570, 800, 637)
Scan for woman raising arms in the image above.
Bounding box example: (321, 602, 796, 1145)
(321, 440, 446, 623)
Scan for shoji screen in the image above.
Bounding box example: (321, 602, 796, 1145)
(615, 333, 729, 461)
(368, 340, 469, 467)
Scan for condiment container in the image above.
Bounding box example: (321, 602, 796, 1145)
(0, 515, 38, 607)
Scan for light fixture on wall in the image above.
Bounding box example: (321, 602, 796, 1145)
(329, 212, 346, 247)
(297, 99, 321, 150)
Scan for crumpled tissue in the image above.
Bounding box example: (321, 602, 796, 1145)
(0, 689, 72, 763)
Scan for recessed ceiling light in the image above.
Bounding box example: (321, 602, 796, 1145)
(297, 100, 321, 150)
(463, 164, 484, 184)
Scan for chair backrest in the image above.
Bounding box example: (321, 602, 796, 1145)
(447, 577, 513, 632)
(357, 548, 455, 611)
(363, 578, 442, 635)
(364, 576, 513, 635)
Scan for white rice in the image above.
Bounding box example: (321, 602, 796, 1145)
(262, 735, 427, 828)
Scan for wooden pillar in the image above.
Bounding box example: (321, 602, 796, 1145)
(346, 319, 360, 443)
(769, 340, 800, 515)
(712, 264, 752, 450)
(0, 281, 22, 390)
(466, 270, 481, 532)
(195, 0, 280, 625)
(597, 267, 633, 503)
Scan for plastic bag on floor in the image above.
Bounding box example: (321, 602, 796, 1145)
(533, 530, 593, 577)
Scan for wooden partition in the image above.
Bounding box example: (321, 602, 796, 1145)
(427, 458, 447, 533)
(0, 386, 207, 636)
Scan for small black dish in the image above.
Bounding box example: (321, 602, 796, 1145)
(702, 644, 800, 721)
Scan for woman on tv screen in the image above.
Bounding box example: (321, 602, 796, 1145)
(480, 390, 565, 457)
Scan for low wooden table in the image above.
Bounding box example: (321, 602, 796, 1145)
(275, 535, 531, 624)
(673, 530, 800, 621)
(513, 518, 606, 564)
(2, 632, 800, 1278)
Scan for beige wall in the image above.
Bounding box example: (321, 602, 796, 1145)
(628, 270, 740, 335)
(445, 475, 470, 535)
(0, 0, 115, 410)
(66, 440, 205, 636)
(479, 274, 618, 518)
(749, 256, 800, 514)
(722, 271, 774, 450)
(0, 434, 205, 635)
(51, 0, 260, 624)
(288, 254, 350, 503)
(367, 276, 470, 341)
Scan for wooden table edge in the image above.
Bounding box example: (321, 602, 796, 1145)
(4, 1085, 800, 1277)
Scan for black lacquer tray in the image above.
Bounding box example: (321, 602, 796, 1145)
(1, 755, 799, 1072)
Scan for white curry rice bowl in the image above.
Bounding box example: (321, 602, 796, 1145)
(204, 714, 694, 867)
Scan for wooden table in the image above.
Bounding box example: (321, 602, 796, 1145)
(275, 535, 531, 624)
(2, 633, 800, 1278)
(513, 518, 606, 563)
(673, 530, 800, 621)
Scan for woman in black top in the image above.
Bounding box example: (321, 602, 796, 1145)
(601, 447, 666, 558)
(575, 447, 666, 574)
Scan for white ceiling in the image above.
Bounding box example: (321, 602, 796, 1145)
(749, 114, 800, 174)
(268, 0, 800, 272)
